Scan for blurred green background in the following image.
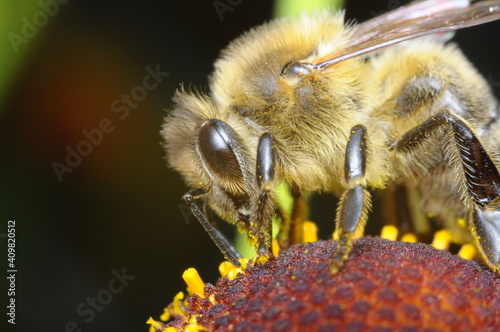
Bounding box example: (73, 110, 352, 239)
(0, 1, 499, 331)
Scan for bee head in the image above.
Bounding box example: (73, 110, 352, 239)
(162, 90, 259, 227)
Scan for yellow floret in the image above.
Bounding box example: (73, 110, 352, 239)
(458, 244, 476, 260)
(380, 225, 398, 241)
(432, 230, 452, 250)
(303, 221, 318, 243)
(272, 238, 280, 257)
(401, 233, 418, 243)
(182, 268, 205, 298)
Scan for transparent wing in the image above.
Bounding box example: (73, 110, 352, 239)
(352, 0, 470, 41)
(314, 0, 500, 70)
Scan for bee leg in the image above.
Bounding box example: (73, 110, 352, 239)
(471, 209, 500, 273)
(277, 184, 307, 249)
(250, 133, 276, 262)
(182, 189, 243, 267)
(276, 209, 292, 249)
(383, 185, 433, 242)
(290, 184, 308, 245)
(332, 125, 372, 272)
(395, 110, 500, 272)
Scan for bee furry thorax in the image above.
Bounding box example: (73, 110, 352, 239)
(167, 12, 391, 195)
(163, 2, 500, 273)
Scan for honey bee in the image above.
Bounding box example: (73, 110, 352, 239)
(162, 0, 500, 273)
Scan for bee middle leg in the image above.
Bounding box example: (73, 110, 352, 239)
(331, 124, 372, 271)
(394, 110, 500, 272)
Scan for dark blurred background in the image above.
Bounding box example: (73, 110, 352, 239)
(0, 0, 499, 331)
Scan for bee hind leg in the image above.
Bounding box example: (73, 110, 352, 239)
(331, 124, 372, 272)
(395, 110, 500, 272)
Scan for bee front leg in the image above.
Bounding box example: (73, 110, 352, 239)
(182, 189, 243, 267)
(395, 110, 500, 272)
(249, 133, 276, 262)
(332, 125, 372, 272)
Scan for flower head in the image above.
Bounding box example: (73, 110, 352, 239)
(149, 237, 499, 331)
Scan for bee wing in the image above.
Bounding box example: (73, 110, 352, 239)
(353, 0, 470, 43)
(314, 0, 500, 70)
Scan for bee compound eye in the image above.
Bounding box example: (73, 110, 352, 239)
(198, 119, 244, 183)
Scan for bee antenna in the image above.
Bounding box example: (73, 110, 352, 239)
(182, 190, 243, 267)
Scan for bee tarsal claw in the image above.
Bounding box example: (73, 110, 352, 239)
(252, 253, 272, 265)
